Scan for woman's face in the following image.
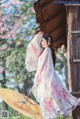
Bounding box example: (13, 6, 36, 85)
(41, 38, 49, 48)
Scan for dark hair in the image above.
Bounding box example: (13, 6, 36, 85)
(41, 33, 56, 67)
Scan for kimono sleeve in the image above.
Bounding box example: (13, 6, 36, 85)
(39, 48, 55, 71)
(25, 33, 43, 72)
(32, 48, 55, 98)
(35, 48, 55, 76)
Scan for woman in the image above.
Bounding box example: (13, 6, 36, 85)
(25, 32, 80, 119)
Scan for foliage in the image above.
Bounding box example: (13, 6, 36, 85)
(0, 0, 37, 91)
(55, 45, 68, 88)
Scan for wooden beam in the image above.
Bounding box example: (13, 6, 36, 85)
(36, 10, 44, 24)
(65, 4, 80, 6)
(34, 1, 41, 13)
(45, 11, 66, 33)
(53, 35, 66, 49)
(51, 24, 66, 41)
(40, 0, 53, 7)
(42, 3, 65, 22)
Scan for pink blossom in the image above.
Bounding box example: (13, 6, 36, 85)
(4, 27, 9, 31)
(10, 0, 24, 5)
(15, 29, 19, 34)
(0, 0, 29, 40)
(11, 31, 16, 37)
(5, 34, 11, 39)
(23, 16, 28, 20)
(16, 40, 22, 45)
(3, 15, 9, 21)
(1, 45, 8, 51)
(7, 40, 12, 44)
(25, 36, 30, 41)
(0, 23, 3, 28)
(20, 37, 24, 40)
(0, 35, 3, 39)
(0, 27, 6, 34)
(29, 7, 35, 14)
(0, 66, 3, 74)
(13, 24, 19, 28)
(1, 3, 11, 9)
(0, 35, 6, 39)
(0, 11, 2, 17)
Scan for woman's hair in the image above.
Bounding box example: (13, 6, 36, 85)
(41, 33, 56, 67)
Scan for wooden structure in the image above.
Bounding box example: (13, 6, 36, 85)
(67, 5, 80, 92)
(34, 0, 67, 50)
(67, 5, 80, 119)
(34, 1, 80, 119)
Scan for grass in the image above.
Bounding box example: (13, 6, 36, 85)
(0, 104, 31, 119)
(7, 107, 31, 119)
(0, 103, 80, 119)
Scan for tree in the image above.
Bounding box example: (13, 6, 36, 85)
(0, 0, 37, 93)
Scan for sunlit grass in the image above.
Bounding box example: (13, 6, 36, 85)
(8, 107, 31, 119)
(0, 103, 79, 119)
(0, 104, 31, 119)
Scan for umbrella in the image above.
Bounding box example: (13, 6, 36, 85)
(0, 88, 42, 119)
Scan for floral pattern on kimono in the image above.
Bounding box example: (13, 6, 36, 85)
(25, 34, 80, 119)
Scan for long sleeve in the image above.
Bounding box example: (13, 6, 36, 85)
(32, 48, 55, 102)
(25, 33, 43, 72)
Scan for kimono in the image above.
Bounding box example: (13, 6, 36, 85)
(25, 33, 80, 119)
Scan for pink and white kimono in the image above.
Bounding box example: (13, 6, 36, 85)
(25, 33, 80, 119)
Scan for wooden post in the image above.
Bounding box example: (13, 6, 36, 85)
(66, 5, 80, 92)
(66, 5, 80, 119)
(66, 6, 72, 91)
